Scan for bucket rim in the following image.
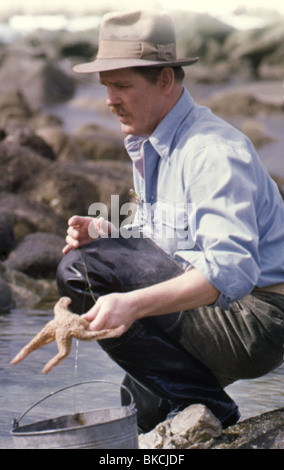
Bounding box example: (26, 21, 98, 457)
(10, 405, 136, 437)
(11, 380, 135, 433)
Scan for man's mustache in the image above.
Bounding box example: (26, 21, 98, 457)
(109, 106, 126, 116)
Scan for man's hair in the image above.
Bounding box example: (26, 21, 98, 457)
(132, 66, 185, 84)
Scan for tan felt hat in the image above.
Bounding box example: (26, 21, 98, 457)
(73, 10, 199, 73)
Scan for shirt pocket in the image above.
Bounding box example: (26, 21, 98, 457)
(154, 201, 194, 249)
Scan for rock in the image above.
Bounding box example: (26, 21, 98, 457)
(1, 263, 57, 309)
(0, 56, 75, 110)
(0, 278, 14, 312)
(59, 39, 97, 60)
(0, 128, 133, 225)
(185, 62, 233, 85)
(223, 20, 284, 77)
(172, 12, 235, 61)
(138, 405, 284, 450)
(2, 125, 56, 160)
(4, 232, 65, 279)
(28, 159, 133, 220)
(0, 193, 66, 241)
(209, 408, 284, 449)
(27, 161, 100, 219)
(0, 91, 32, 126)
(35, 126, 84, 163)
(0, 140, 49, 193)
(0, 213, 15, 260)
(239, 119, 275, 148)
(170, 405, 223, 446)
(28, 111, 63, 131)
(139, 405, 223, 449)
(204, 89, 283, 117)
(73, 124, 129, 162)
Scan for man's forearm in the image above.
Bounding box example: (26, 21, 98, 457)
(83, 268, 220, 333)
(129, 268, 220, 320)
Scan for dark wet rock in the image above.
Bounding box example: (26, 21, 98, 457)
(0, 278, 15, 312)
(0, 132, 133, 222)
(57, 28, 99, 60)
(139, 405, 284, 449)
(74, 159, 134, 213)
(27, 160, 101, 219)
(209, 408, 284, 449)
(30, 159, 133, 221)
(73, 124, 129, 162)
(1, 126, 56, 160)
(0, 193, 66, 241)
(4, 232, 64, 279)
(0, 213, 15, 260)
(35, 125, 85, 163)
(0, 140, 49, 193)
(59, 40, 97, 59)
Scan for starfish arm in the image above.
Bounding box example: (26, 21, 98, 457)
(42, 335, 72, 374)
(11, 297, 126, 373)
(11, 322, 56, 366)
(54, 297, 72, 318)
(74, 324, 127, 341)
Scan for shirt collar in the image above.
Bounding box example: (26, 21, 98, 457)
(125, 87, 195, 162)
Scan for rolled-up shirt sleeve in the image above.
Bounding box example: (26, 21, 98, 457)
(175, 141, 261, 309)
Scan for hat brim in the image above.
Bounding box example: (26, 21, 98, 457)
(73, 57, 199, 73)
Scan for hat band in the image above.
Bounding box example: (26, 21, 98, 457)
(97, 40, 177, 61)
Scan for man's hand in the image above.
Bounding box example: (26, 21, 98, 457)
(62, 215, 115, 255)
(82, 292, 138, 335)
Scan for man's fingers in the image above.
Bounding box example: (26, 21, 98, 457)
(68, 215, 82, 227)
(62, 244, 72, 255)
(62, 236, 80, 255)
(82, 307, 97, 322)
(67, 226, 80, 239)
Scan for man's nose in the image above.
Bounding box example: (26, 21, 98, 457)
(106, 87, 121, 107)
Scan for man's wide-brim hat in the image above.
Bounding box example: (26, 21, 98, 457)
(74, 10, 199, 73)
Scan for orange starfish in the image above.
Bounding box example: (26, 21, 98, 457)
(11, 297, 125, 374)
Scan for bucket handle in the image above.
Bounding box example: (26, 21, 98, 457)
(12, 380, 135, 430)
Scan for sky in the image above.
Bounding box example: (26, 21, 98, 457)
(0, 0, 284, 16)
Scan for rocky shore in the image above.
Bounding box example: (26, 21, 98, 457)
(139, 404, 284, 449)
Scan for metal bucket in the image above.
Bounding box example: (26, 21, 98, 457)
(10, 380, 138, 449)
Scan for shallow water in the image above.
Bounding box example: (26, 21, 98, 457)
(0, 305, 125, 449)
(1, 305, 283, 449)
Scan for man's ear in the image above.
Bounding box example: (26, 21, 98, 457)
(159, 67, 175, 95)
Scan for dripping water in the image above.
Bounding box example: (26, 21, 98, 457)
(73, 339, 80, 413)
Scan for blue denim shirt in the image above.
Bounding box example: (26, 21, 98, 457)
(124, 88, 284, 309)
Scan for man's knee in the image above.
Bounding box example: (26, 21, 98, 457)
(56, 249, 84, 297)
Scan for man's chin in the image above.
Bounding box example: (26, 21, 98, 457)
(120, 123, 134, 135)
